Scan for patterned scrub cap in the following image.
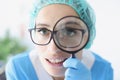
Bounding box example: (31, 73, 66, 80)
(29, 0, 96, 49)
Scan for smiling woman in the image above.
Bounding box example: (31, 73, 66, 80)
(5, 0, 113, 80)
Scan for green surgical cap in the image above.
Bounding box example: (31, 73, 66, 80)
(29, 0, 96, 49)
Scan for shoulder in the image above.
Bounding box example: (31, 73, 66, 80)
(5, 50, 35, 71)
(93, 52, 111, 67)
(7, 51, 31, 66)
(5, 50, 38, 80)
(5, 51, 31, 72)
(11, 51, 30, 62)
(91, 51, 113, 79)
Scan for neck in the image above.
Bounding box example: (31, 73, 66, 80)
(76, 50, 83, 60)
(52, 76, 64, 80)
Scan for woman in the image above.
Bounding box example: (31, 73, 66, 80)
(5, 0, 113, 80)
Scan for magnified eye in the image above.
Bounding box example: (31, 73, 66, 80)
(63, 27, 77, 37)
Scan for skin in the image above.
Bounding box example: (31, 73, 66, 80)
(34, 4, 88, 80)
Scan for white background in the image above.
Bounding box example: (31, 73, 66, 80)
(88, 0, 120, 80)
(0, 0, 120, 80)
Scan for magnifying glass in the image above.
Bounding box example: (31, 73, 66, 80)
(53, 16, 90, 58)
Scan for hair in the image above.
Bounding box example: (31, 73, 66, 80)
(29, 0, 96, 49)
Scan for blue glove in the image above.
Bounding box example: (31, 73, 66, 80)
(63, 58, 92, 80)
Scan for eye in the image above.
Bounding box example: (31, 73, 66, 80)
(64, 28, 77, 36)
(37, 28, 50, 35)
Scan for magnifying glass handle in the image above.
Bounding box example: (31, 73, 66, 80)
(72, 54, 76, 58)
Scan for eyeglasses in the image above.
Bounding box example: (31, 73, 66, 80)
(29, 27, 86, 46)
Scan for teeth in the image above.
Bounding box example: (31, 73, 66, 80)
(48, 58, 65, 63)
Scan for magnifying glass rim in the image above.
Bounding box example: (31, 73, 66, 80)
(53, 15, 90, 54)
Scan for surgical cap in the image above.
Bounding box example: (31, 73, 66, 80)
(29, 0, 96, 49)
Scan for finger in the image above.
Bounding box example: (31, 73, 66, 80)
(65, 68, 81, 78)
(63, 58, 85, 69)
(65, 68, 91, 80)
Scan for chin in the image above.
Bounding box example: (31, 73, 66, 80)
(45, 66, 66, 77)
(49, 71, 65, 78)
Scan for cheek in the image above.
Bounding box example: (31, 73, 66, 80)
(36, 46, 46, 50)
(35, 45, 47, 55)
(36, 44, 47, 49)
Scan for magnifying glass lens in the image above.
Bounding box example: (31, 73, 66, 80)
(53, 16, 89, 54)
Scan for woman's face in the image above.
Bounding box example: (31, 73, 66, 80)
(35, 4, 83, 78)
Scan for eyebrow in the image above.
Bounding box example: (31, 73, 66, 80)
(35, 23, 50, 28)
(65, 21, 80, 25)
(35, 21, 81, 28)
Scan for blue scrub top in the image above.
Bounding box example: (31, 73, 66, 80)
(5, 50, 113, 80)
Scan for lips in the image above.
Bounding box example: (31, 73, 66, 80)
(46, 58, 67, 66)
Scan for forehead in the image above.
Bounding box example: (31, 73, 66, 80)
(35, 4, 79, 27)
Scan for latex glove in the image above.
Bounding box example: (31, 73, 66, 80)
(63, 58, 92, 80)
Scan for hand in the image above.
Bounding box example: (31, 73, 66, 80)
(63, 58, 92, 80)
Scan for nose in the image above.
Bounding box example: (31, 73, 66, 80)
(47, 39, 60, 53)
